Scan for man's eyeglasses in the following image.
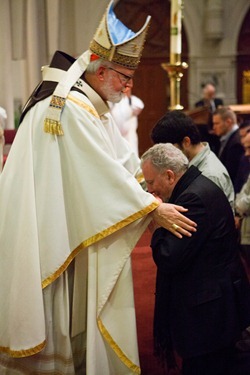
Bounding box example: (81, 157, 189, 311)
(107, 67, 133, 84)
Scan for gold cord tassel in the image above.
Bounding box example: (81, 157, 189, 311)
(44, 119, 64, 135)
(44, 95, 66, 136)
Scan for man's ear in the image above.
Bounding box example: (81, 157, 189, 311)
(182, 136, 191, 148)
(225, 117, 233, 127)
(165, 169, 175, 184)
(96, 66, 106, 81)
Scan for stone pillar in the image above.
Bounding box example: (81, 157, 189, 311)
(204, 0, 223, 40)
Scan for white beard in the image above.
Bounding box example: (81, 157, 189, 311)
(102, 77, 124, 103)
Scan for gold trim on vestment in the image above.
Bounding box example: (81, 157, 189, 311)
(42, 201, 159, 289)
(0, 202, 158, 359)
(0, 340, 46, 358)
(98, 318, 141, 374)
(43, 94, 99, 135)
(67, 94, 99, 118)
(136, 172, 145, 184)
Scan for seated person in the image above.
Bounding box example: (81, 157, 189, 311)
(195, 82, 224, 131)
(195, 82, 223, 113)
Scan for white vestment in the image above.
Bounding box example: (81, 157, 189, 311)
(110, 95, 144, 156)
(0, 106, 7, 171)
(0, 87, 158, 374)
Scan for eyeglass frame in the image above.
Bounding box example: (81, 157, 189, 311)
(107, 67, 134, 84)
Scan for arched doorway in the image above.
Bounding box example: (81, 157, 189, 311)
(114, 0, 189, 155)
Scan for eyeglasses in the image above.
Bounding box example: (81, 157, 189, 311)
(107, 67, 134, 84)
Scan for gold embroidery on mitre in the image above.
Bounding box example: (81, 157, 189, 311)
(109, 45, 116, 61)
(89, 40, 140, 69)
(132, 43, 139, 52)
(89, 2, 151, 69)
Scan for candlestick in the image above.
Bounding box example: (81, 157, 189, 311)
(170, 0, 182, 64)
(162, 62, 188, 110)
(161, 0, 187, 110)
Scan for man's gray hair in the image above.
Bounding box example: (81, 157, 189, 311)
(141, 143, 189, 175)
(86, 58, 113, 74)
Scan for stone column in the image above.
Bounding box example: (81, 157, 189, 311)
(204, 0, 223, 40)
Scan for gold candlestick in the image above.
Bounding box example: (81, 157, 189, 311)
(162, 60, 188, 110)
(162, 0, 187, 110)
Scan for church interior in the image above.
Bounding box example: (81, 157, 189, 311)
(0, 0, 249, 156)
(0, 1, 250, 374)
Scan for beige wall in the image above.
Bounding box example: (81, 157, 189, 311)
(184, 0, 250, 107)
(0, 0, 110, 128)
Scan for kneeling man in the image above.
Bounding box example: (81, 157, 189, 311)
(141, 143, 250, 375)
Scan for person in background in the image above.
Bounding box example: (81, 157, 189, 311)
(235, 131, 250, 268)
(195, 82, 224, 132)
(0, 106, 7, 171)
(234, 121, 250, 194)
(195, 82, 224, 113)
(109, 87, 144, 156)
(141, 143, 250, 375)
(213, 106, 245, 190)
(0, 2, 196, 374)
(151, 110, 235, 210)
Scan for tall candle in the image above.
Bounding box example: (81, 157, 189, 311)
(170, 0, 182, 59)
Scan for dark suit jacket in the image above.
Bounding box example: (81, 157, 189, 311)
(219, 129, 245, 188)
(234, 154, 250, 194)
(195, 97, 223, 110)
(151, 166, 250, 359)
